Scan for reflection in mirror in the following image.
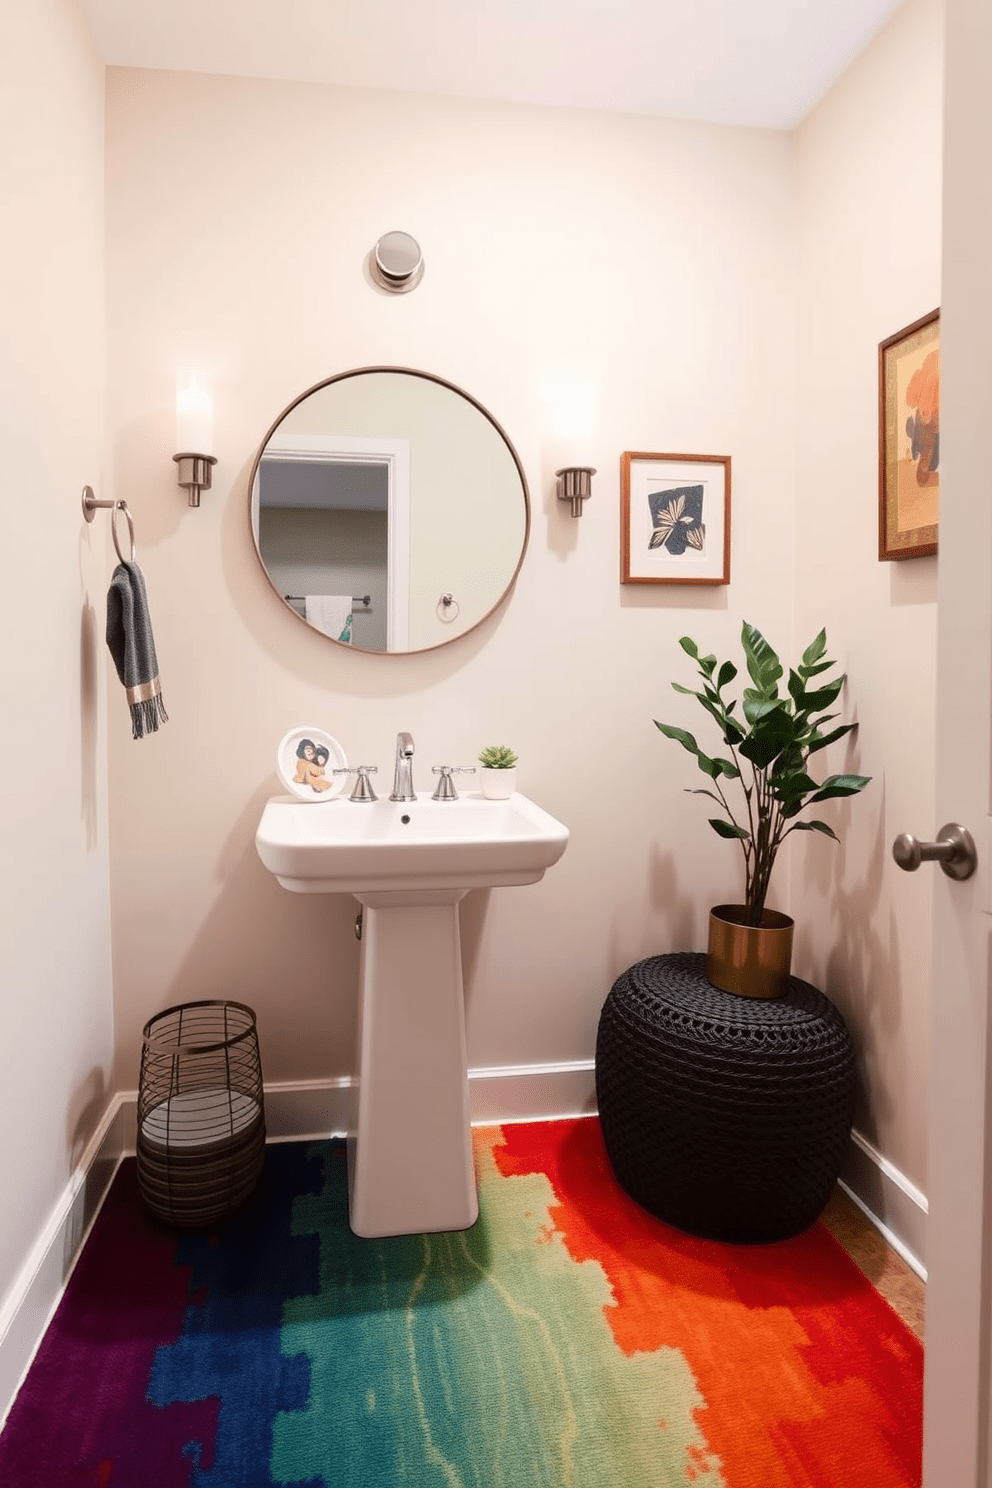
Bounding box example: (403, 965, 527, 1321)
(248, 368, 530, 654)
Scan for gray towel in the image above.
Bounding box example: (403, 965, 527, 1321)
(106, 561, 169, 739)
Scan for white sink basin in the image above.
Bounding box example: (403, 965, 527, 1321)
(255, 790, 569, 895)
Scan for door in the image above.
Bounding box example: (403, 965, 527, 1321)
(923, 0, 992, 1481)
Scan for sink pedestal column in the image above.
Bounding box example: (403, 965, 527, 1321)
(347, 889, 478, 1238)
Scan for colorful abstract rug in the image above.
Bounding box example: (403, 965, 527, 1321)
(0, 1118, 922, 1487)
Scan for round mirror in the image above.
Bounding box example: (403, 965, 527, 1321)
(248, 367, 530, 654)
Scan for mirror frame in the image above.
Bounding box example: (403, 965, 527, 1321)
(248, 366, 532, 655)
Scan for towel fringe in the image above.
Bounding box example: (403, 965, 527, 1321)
(130, 695, 169, 740)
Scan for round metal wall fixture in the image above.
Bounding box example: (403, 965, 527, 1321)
(369, 231, 424, 294)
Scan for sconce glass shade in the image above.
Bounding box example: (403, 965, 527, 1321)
(176, 372, 213, 453)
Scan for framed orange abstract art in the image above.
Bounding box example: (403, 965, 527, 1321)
(878, 308, 939, 560)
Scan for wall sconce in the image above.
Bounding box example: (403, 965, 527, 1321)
(556, 465, 596, 517)
(173, 371, 217, 507)
(543, 375, 597, 518)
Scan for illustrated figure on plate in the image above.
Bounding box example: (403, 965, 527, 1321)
(294, 738, 332, 793)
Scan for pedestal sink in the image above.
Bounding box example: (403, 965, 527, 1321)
(255, 791, 569, 1237)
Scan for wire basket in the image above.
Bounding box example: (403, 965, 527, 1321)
(136, 1000, 265, 1227)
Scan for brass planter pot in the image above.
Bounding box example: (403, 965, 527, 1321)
(706, 904, 794, 1000)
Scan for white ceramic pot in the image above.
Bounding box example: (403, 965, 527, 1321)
(479, 766, 517, 799)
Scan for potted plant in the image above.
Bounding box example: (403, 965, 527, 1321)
(478, 744, 518, 800)
(656, 622, 870, 998)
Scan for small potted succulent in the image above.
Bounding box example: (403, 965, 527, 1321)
(478, 745, 518, 800)
(656, 622, 870, 998)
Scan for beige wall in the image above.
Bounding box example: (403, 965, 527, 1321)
(104, 70, 798, 1090)
(793, 0, 943, 1192)
(0, 0, 112, 1310)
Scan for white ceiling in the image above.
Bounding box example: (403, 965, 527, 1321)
(77, 0, 907, 131)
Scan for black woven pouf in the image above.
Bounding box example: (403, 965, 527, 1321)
(595, 952, 856, 1243)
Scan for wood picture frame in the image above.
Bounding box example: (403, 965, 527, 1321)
(878, 309, 940, 560)
(621, 451, 731, 586)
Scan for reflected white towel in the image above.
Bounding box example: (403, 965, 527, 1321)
(305, 595, 353, 643)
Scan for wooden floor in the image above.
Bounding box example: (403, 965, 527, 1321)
(820, 1185, 925, 1342)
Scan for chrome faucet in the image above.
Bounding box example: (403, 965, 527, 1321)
(390, 731, 416, 801)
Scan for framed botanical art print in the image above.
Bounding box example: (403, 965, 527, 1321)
(621, 451, 731, 585)
(879, 309, 939, 560)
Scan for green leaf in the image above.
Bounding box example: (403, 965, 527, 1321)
(806, 722, 856, 754)
(741, 622, 783, 695)
(798, 658, 835, 679)
(716, 660, 738, 690)
(769, 771, 820, 802)
(678, 637, 717, 678)
(798, 679, 845, 713)
(688, 788, 731, 806)
(789, 820, 840, 840)
(709, 819, 750, 840)
(788, 671, 844, 714)
(654, 722, 701, 755)
(695, 751, 739, 780)
(739, 735, 787, 770)
(655, 722, 737, 781)
(742, 693, 785, 726)
(808, 774, 871, 803)
(801, 629, 827, 669)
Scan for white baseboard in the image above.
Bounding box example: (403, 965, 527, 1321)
(0, 1099, 126, 1429)
(839, 1128, 928, 1280)
(116, 1061, 599, 1148)
(468, 1060, 598, 1125)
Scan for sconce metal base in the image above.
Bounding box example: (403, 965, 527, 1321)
(173, 453, 218, 507)
(556, 466, 596, 518)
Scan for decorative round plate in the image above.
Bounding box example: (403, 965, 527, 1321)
(276, 726, 348, 801)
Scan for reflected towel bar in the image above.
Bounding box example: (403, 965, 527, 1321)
(286, 594, 371, 607)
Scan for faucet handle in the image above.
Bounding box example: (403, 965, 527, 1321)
(431, 765, 476, 801)
(333, 765, 379, 802)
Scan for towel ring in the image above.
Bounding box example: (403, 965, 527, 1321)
(82, 485, 136, 564)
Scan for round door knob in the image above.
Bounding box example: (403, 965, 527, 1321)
(892, 833, 924, 871)
(892, 822, 977, 881)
